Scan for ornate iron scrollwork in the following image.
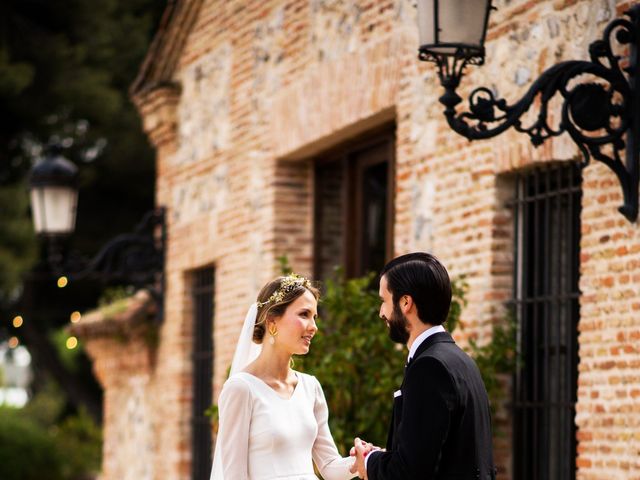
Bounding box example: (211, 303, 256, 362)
(48, 207, 166, 295)
(422, 6, 640, 222)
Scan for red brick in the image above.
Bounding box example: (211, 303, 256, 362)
(99, 1, 640, 479)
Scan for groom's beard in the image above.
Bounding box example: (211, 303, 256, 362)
(386, 303, 410, 345)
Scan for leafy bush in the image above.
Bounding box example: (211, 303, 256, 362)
(1, 382, 102, 480)
(442, 276, 518, 413)
(53, 409, 102, 480)
(0, 182, 37, 304)
(0, 407, 64, 480)
(466, 312, 518, 413)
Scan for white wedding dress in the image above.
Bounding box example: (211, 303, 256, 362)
(213, 370, 354, 480)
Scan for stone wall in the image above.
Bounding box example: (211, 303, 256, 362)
(116, 0, 640, 478)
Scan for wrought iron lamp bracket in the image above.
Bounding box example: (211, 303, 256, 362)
(47, 207, 166, 302)
(422, 6, 640, 222)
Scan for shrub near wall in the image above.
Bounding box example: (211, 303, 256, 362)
(0, 407, 64, 480)
(0, 385, 101, 480)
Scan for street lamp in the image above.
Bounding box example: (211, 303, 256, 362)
(417, 0, 491, 60)
(27, 145, 165, 315)
(29, 144, 79, 237)
(417, 1, 640, 222)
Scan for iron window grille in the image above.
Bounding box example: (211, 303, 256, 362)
(512, 163, 582, 480)
(191, 267, 215, 480)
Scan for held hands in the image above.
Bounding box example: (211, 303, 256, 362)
(349, 437, 381, 479)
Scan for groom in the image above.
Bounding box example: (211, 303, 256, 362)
(351, 252, 496, 479)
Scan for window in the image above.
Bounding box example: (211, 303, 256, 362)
(512, 163, 581, 480)
(191, 267, 215, 480)
(314, 130, 395, 279)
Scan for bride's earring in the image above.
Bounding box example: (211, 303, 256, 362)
(268, 324, 278, 345)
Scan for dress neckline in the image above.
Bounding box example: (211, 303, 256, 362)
(237, 371, 301, 401)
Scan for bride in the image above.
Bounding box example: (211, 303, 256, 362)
(210, 274, 356, 479)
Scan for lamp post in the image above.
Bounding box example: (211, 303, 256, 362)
(28, 145, 165, 315)
(417, 1, 640, 222)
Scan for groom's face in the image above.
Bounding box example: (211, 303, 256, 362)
(379, 275, 410, 345)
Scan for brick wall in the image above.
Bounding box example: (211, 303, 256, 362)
(85, 0, 640, 478)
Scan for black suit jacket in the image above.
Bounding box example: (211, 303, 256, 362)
(367, 331, 495, 480)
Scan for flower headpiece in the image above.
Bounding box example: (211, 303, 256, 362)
(256, 273, 313, 309)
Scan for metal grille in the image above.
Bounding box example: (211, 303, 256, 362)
(191, 267, 215, 480)
(512, 163, 581, 480)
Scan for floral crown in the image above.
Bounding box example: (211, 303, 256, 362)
(256, 273, 313, 309)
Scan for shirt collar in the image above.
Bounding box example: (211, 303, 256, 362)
(408, 324, 446, 361)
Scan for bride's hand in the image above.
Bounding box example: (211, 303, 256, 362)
(349, 439, 374, 457)
(349, 438, 379, 479)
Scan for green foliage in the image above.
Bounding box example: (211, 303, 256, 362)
(466, 312, 519, 411)
(1, 0, 163, 192)
(50, 327, 84, 374)
(98, 285, 136, 307)
(445, 275, 468, 333)
(443, 278, 519, 411)
(204, 404, 219, 423)
(277, 255, 294, 275)
(0, 182, 37, 303)
(1, 381, 102, 480)
(21, 380, 67, 426)
(0, 48, 34, 97)
(53, 409, 102, 480)
(0, 407, 64, 480)
(96, 286, 135, 319)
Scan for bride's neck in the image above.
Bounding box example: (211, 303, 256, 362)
(251, 347, 292, 381)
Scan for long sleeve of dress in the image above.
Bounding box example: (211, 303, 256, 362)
(311, 376, 356, 480)
(214, 376, 253, 480)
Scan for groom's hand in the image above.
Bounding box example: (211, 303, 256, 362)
(349, 439, 374, 458)
(349, 437, 375, 479)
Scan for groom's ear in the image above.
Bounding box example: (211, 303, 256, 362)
(401, 295, 414, 314)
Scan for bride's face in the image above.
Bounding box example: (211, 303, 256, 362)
(270, 290, 318, 355)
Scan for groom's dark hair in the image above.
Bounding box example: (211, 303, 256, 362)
(380, 252, 452, 326)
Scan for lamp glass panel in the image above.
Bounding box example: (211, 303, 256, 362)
(30, 186, 78, 235)
(30, 189, 44, 233)
(439, 0, 488, 46)
(417, 0, 436, 46)
(418, 0, 490, 55)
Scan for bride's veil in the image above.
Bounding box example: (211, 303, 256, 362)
(210, 302, 262, 479)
